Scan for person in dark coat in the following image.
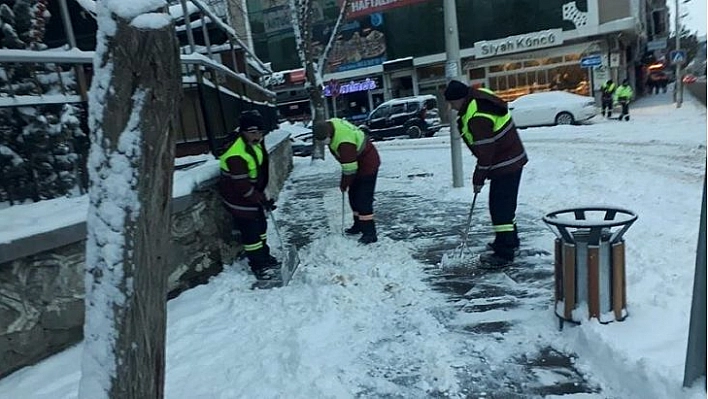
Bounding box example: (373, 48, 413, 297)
(600, 80, 616, 118)
(219, 110, 279, 280)
(313, 118, 381, 244)
(444, 80, 528, 267)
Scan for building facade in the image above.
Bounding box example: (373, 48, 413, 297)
(242, 0, 667, 121)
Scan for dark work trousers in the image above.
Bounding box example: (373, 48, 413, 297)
(601, 98, 613, 117)
(348, 173, 378, 217)
(619, 101, 630, 119)
(488, 169, 523, 255)
(232, 209, 267, 253)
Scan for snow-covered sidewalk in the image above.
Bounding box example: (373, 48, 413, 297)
(0, 92, 705, 398)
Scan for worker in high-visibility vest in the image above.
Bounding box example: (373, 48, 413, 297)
(614, 79, 634, 121)
(219, 110, 279, 280)
(313, 118, 381, 244)
(600, 80, 616, 118)
(444, 80, 528, 268)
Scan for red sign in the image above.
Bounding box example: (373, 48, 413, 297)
(344, 0, 431, 19)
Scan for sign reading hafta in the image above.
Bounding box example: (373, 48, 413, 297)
(344, 0, 431, 18)
(474, 29, 563, 58)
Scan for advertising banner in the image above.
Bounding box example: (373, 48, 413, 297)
(341, 0, 431, 19)
(314, 14, 387, 73)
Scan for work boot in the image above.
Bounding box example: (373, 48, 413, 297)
(486, 226, 520, 252)
(478, 252, 513, 270)
(624, 115, 630, 121)
(263, 244, 281, 267)
(247, 248, 279, 281)
(344, 216, 362, 235)
(358, 219, 378, 244)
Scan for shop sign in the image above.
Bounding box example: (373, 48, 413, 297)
(324, 78, 378, 97)
(342, 0, 432, 19)
(474, 29, 563, 59)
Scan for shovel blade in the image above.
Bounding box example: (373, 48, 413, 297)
(280, 246, 301, 286)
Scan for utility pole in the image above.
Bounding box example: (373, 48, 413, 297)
(683, 178, 706, 388)
(443, 0, 464, 188)
(675, 0, 683, 108)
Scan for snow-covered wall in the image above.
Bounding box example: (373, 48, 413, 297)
(0, 135, 293, 379)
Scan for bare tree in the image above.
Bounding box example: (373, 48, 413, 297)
(79, 2, 182, 398)
(288, 0, 351, 159)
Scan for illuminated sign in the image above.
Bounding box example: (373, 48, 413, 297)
(324, 78, 378, 97)
(342, 0, 431, 19)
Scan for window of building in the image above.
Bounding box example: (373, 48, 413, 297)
(417, 64, 445, 81)
(468, 67, 485, 80)
(504, 62, 522, 71)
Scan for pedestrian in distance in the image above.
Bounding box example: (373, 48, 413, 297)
(443, 80, 528, 268)
(600, 79, 616, 118)
(313, 118, 381, 244)
(219, 110, 280, 280)
(614, 79, 634, 121)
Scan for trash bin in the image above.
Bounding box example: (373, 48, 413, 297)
(543, 207, 638, 328)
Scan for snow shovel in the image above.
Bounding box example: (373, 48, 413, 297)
(341, 192, 346, 235)
(441, 193, 478, 268)
(457, 192, 479, 258)
(267, 210, 300, 287)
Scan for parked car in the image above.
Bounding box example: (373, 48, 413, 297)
(359, 95, 442, 140)
(508, 91, 598, 128)
(290, 130, 313, 157)
(278, 121, 313, 157)
(682, 73, 697, 84)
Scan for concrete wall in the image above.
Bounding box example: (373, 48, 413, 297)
(0, 137, 293, 379)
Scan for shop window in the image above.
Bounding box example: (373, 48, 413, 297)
(496, 76, 508, 91)
(504, 62, 522, 71)
(537, 70, 548, 85)
(418, 64, 445, 80)
(523, 60, 541, 68)
(517, 73, 527, 88)
(488, 77, 498, 91)
(564, 53, 581, 62)
(468, 67, 485, 80)
(544, 56, 564, 65)
(489, 64, 504, 73)
(526, 71, 538, 87)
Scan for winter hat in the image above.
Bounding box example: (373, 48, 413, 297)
(444, 80, 469, 101)
(313, 121, 331, 141)
(239, 110, 265, 133)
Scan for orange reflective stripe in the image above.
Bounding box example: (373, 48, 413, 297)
(359, 214, 374, 221)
